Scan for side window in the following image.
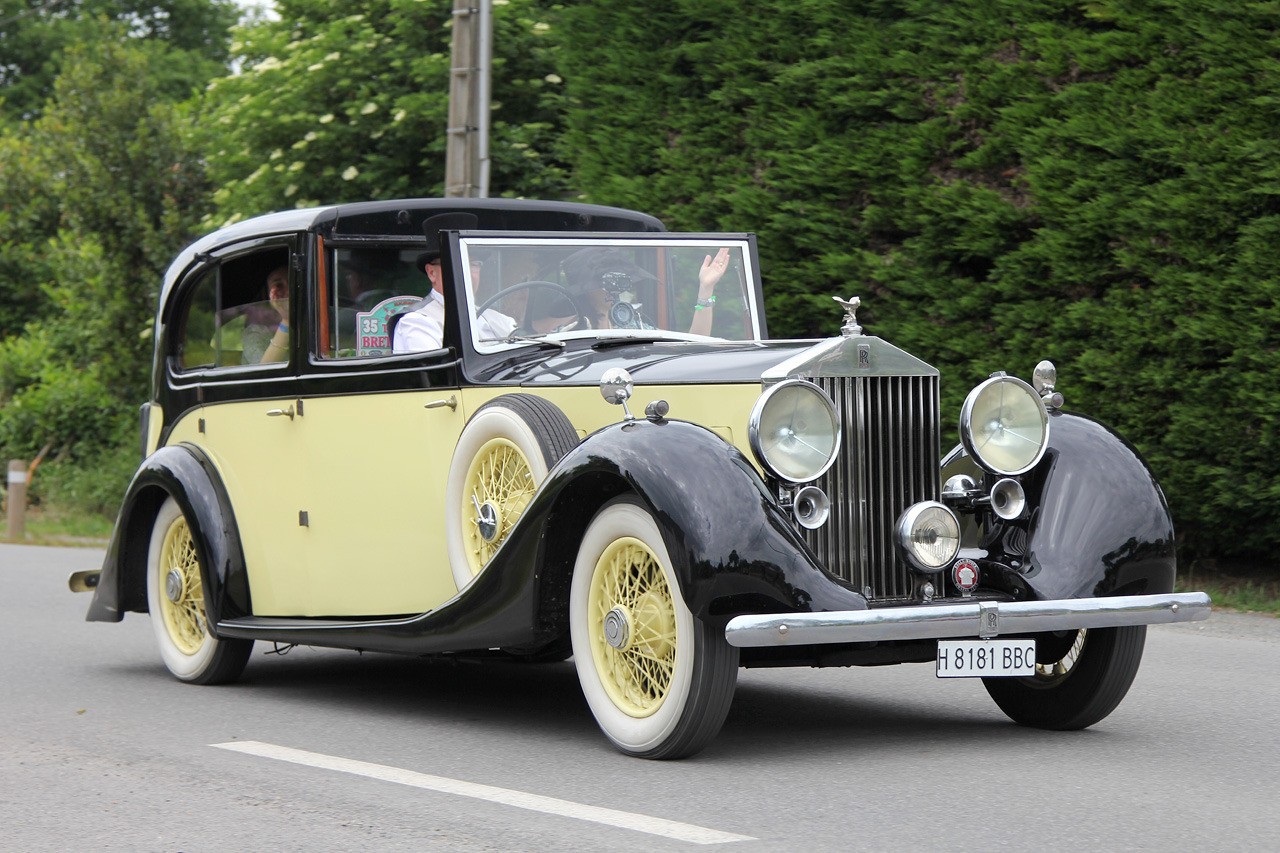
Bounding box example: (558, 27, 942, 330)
(320, 247, 428, 358)
(172, 248, 291, 371)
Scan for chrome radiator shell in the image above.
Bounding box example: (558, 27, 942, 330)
(764, 336, 941, 601)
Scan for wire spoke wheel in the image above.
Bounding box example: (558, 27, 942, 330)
(571, 497, 738, 759)
(462, 438, 536, 574)
(983, 625, 1147, 730)
(446, 395, 579, 589)
(146, 496, 252, 685)
(157, 515, 207, 655)
(589, 536, 678, 717)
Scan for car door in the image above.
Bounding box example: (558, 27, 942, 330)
(283, 237, 467, 617)
(164, 239, 314, 616)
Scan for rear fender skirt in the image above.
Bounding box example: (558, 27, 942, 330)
(87, 444, 250, 628)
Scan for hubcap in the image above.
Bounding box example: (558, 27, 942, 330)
(603, 607, 632, 650)
(165, 569, 184, 603)
(472, 498, 501, 543)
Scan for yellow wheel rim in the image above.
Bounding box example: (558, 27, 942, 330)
(587, 536, 677, 718)
(461, 437, 536, 576)
(157, 514, 206, 656)
(1036, 628, 1088, 680)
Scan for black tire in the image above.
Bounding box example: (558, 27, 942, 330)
(570, 497, 739, 759)
(446, 394, 578, 588)
(983, 626, 1147, 730)
(146, 496, 252, 685)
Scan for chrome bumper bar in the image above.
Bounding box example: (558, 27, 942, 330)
(723, 592, 1212, 648)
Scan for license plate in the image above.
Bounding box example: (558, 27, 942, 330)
(936, 639, 1036, 678)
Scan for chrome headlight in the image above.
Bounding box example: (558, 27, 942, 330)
(959, 374, 1049, 476)
(895, 501, 961, 573)
(749, 379, 841, 483)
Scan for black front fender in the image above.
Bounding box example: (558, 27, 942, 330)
(949, 411, 1176, 601)
(503, 417, 868, 624)
(87, 443, 250, 627)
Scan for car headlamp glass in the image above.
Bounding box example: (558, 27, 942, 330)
(749, 380, 841, 483)
(895, 501, 961, 573)
(959, 375, 1049, 475)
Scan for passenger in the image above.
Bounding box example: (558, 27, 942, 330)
(392, 213, 517, 352)
(258, 265, 291, 363)
(563, 247, 730, 335)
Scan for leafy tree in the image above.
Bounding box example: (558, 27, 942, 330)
(0, 0, 239, 121)
(0, 35, 216, 502)
(555, 0, 1280, 563)
(200, 0, 568, 223)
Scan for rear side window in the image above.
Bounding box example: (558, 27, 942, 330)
(319, 246, 427, 359)
(172, 249, 291, 371)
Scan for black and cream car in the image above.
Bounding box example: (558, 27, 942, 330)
(73, 198, 1210, 759)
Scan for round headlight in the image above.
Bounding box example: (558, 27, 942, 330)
(895, 501, 961, 573)
(749, 380, 841, 483)
(959, 375, 1049, 475)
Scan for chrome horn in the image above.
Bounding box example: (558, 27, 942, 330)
(988, 477, 1027, 521)
(792, 485, 831, 530)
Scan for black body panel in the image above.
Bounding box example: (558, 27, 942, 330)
(946, 410, 1176, 603)
(89, 444, 250, 629)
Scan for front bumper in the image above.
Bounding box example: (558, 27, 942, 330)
(723, 592, 1211, 648)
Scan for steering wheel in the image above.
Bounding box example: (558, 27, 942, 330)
(477, 280, 585, 334)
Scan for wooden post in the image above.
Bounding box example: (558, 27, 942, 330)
(444, 0, 492, 198)
(7, 459, 27, 541)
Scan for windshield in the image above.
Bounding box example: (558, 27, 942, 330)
(456, 235, 762, 351)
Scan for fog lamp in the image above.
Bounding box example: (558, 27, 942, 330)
(895, 501, 961, 573)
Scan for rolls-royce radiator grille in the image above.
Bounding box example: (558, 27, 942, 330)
(802, 374, 941, 600)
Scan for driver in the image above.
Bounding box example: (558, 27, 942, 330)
(392, 213, 517, 352)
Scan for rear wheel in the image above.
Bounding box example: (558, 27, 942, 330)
(570, 497, 738, 759)
(146, 497, 252, 684)
(983, 626, 1146, 730)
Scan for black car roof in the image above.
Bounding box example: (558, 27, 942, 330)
(161, 198, 665, 296)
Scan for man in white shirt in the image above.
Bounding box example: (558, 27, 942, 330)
(392, 213, 516, 353)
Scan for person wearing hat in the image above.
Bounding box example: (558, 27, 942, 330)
(392, 212, 517, 353)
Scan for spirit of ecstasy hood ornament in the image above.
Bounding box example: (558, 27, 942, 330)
(833, 296, 862, 337)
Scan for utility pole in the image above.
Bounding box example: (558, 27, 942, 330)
(444, 0, 492, 198)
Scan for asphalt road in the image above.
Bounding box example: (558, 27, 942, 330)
(3, 542, 1277, 851)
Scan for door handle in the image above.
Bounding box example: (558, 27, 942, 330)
(266, 405, 295, 420)
(424, 395, 457, 411)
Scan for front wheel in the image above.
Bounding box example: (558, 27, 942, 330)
(983, 626, 1146, 730)
(146, 496, 252, 685)
(570, 497, 738, 759)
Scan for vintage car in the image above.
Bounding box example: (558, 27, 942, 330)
(71, 198, 1210, 759)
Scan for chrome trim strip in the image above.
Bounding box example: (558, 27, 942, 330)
(723, 592, 1212, 648)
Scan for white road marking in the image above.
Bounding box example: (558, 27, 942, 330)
(212, 740, 755, 845)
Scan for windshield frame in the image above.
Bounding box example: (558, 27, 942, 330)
(449, 232, 764, 354)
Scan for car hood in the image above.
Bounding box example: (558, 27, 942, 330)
(472, 339, 821, 387)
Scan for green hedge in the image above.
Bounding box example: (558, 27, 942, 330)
(557, 0, 1280, 563)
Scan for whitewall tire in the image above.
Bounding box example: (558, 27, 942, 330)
(570, 497, 738, 759)
(146, 496, 252, 684)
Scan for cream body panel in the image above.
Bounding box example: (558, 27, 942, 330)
(172, 399, 306, 614)
(294, 391, 465, 616)
(184, 391, 465, 617)
(460, 383, 763, 463)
